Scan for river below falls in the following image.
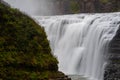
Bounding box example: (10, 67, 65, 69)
(68, 75, 88, 80)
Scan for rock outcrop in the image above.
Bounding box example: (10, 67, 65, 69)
(104, 23, 120, 80)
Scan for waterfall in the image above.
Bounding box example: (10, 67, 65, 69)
(34, 13, 120, 80)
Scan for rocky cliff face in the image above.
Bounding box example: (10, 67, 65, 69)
(82, 0, 120, 13)
(104, 23, 120, 80)
(55, 0, 120, 14)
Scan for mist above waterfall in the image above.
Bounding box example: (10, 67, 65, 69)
(4, 0, 56, 15)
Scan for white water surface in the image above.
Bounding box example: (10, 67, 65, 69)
(34, 13, 120, 80)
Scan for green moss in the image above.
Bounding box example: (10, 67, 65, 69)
(100, 0, 109, 3)
(0, 2, 58, 79)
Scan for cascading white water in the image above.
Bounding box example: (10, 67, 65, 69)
(34, 13, 120, 80)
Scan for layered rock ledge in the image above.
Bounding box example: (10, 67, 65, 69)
(104, 24, 120, 80)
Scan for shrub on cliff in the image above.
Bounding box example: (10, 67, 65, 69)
(0, 2, 58, 80)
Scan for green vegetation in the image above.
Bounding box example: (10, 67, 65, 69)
(100, 0, 109, 3)
(0, 2, 59, 80)
(70, 0, 80, 13)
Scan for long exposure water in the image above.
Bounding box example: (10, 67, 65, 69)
(34, 13, 120, 80)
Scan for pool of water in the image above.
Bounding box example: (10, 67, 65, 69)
(68, 75, 88, 80)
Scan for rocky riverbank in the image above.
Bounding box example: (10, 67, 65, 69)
(49, 72, 71, 80)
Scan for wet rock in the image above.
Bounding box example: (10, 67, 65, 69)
(49, 75, 71, 80)
(104, 26, 120, 80)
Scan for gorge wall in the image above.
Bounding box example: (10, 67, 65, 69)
(104, 24, 120, 80)
(53, 0, 120, 14)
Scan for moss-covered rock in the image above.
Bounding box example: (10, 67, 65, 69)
(0, 1, 59, 80)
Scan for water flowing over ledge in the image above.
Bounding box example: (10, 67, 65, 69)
(33, 13, 120, 80)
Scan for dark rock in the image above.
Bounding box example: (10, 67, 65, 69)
(104, 26, 120, 80)
(49, 72, 71, 80)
